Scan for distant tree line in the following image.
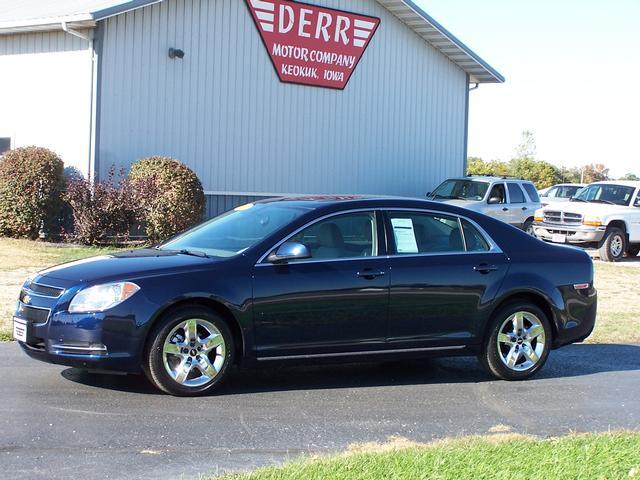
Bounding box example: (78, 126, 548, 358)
(467, 130, 638, 189)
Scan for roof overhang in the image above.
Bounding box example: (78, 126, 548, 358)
(376, 0, 504, 83)
(0, 0, 503, 83)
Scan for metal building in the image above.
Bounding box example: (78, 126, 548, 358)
(0, 0, 503, 216)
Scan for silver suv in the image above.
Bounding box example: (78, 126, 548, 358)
(428, 176, 541, 234)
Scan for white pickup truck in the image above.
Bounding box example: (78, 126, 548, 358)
(533, 181, 640, 261)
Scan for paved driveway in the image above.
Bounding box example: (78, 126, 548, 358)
(1, 342, 639, 479)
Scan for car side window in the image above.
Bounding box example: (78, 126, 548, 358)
(507, 183, 526, 203)
(388, 212, 465, 254)
(290, 212, 377, 260)
(461, 219, 490, 252)
(488, 183, 506, 204)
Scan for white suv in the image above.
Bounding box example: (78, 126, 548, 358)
(428, 176, 541, 233)
(533, 181, 640, 261)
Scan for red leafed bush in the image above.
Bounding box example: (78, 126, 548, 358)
(65, 167, 137, 245)
(0, 146, 65, 239)
(129, 156, 205, 242)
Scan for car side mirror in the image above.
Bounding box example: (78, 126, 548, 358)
(634, 198, 640, 207)
(267, 242, 311, 263)
(488, 197, 502, 205)
(426, 192, 431, 197)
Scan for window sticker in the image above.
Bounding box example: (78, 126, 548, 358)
(391, 218, 419, 253)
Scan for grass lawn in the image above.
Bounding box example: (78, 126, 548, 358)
(0, 237, 638, 343)
(217, 432, 640, 480)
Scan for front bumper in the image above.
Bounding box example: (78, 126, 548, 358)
(533, 223, 606, 244)
(14, 279, 159, 374)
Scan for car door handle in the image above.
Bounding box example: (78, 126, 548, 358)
(357, 270, 386, 279)
(502, 207, 509, 211)
(521, 207, 528, 211)
(473, 264, 499, 273)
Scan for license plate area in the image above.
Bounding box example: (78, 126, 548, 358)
(552, 233, 567, 243)
(13, 317, 27, 342)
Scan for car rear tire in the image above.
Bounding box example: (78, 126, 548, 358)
(143, 306, 234, 396)
(479, 302, 552, 381)
(598, 227, 626, 262)
(626, 244, 640, 258)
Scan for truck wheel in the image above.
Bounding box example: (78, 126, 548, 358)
(523, 219, 535, 236)
(598, 227, 626, 262)
(626, 244, 640, 258)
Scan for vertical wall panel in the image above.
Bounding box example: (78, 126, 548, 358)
(0, 30, 93, 174)
(98, 0, 468, 197)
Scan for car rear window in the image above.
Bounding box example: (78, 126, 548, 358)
(388, 212, 465, 254)
(522, 183, 540, 202)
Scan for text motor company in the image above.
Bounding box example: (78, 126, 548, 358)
(246, 0, 380, 89)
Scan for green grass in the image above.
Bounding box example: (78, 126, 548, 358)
(218, 432, 640, 480)
(0, 238, 122, 340)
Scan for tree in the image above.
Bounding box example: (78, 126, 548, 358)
(620, 173, 639, 181)
(581, 164, 609, 183)
(515, 130, 537, 160)
(510, 157, 560, 189)
(466, 157, 510, 177)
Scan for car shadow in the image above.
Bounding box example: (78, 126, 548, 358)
(60, 343, 640, 396)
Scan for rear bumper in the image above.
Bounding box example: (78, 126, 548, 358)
(553, 285, 598, 348)
(533, 223, 606, 244)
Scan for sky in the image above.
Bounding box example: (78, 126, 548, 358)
(415, 0, 640, 178)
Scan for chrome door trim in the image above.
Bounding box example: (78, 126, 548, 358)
(256, 344, 466, 361)
(256, 206, 503, 266)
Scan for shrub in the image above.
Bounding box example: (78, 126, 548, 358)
(129, 156, 205, 242)
(0, 146, 65, 239)
(65, 168, 137, 245)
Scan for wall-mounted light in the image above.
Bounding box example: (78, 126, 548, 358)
(168, 48, 184, 59)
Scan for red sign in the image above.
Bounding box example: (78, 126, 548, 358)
(245, 0, 380, 89)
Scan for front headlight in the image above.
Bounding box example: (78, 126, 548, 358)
(68, 282, 140, 313)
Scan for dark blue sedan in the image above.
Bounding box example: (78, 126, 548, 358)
(14, 196, 597, 395)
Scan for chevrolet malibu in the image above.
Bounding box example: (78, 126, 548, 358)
(14, 196, 596, 396)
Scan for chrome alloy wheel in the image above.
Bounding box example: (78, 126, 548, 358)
(162, 318, 226, 387)
(497, 311, 546, 372)
(610, 234, 624, 257)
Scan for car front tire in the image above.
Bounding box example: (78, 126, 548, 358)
(598, 227, 626, 262)
(479, 302, 552, 381)
(144, 306, 234, 396)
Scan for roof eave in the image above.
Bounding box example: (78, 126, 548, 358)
(377, 0, 505, 83)
(0, 14, 95, 35)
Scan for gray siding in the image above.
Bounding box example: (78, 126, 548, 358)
(97, 0, 468, 197)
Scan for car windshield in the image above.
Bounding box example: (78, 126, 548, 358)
(159, 203, 310, 257)
(572, 184, 635, 206)
(431, 179, 489, 201)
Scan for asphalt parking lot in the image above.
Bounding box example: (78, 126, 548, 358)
(1, 342, 639, 479)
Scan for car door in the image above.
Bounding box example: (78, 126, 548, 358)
(384, 210, 509, 348)
(252, 210, 390, 358)
(485, 182, 511, 224)
(506, 182, 529, 227)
